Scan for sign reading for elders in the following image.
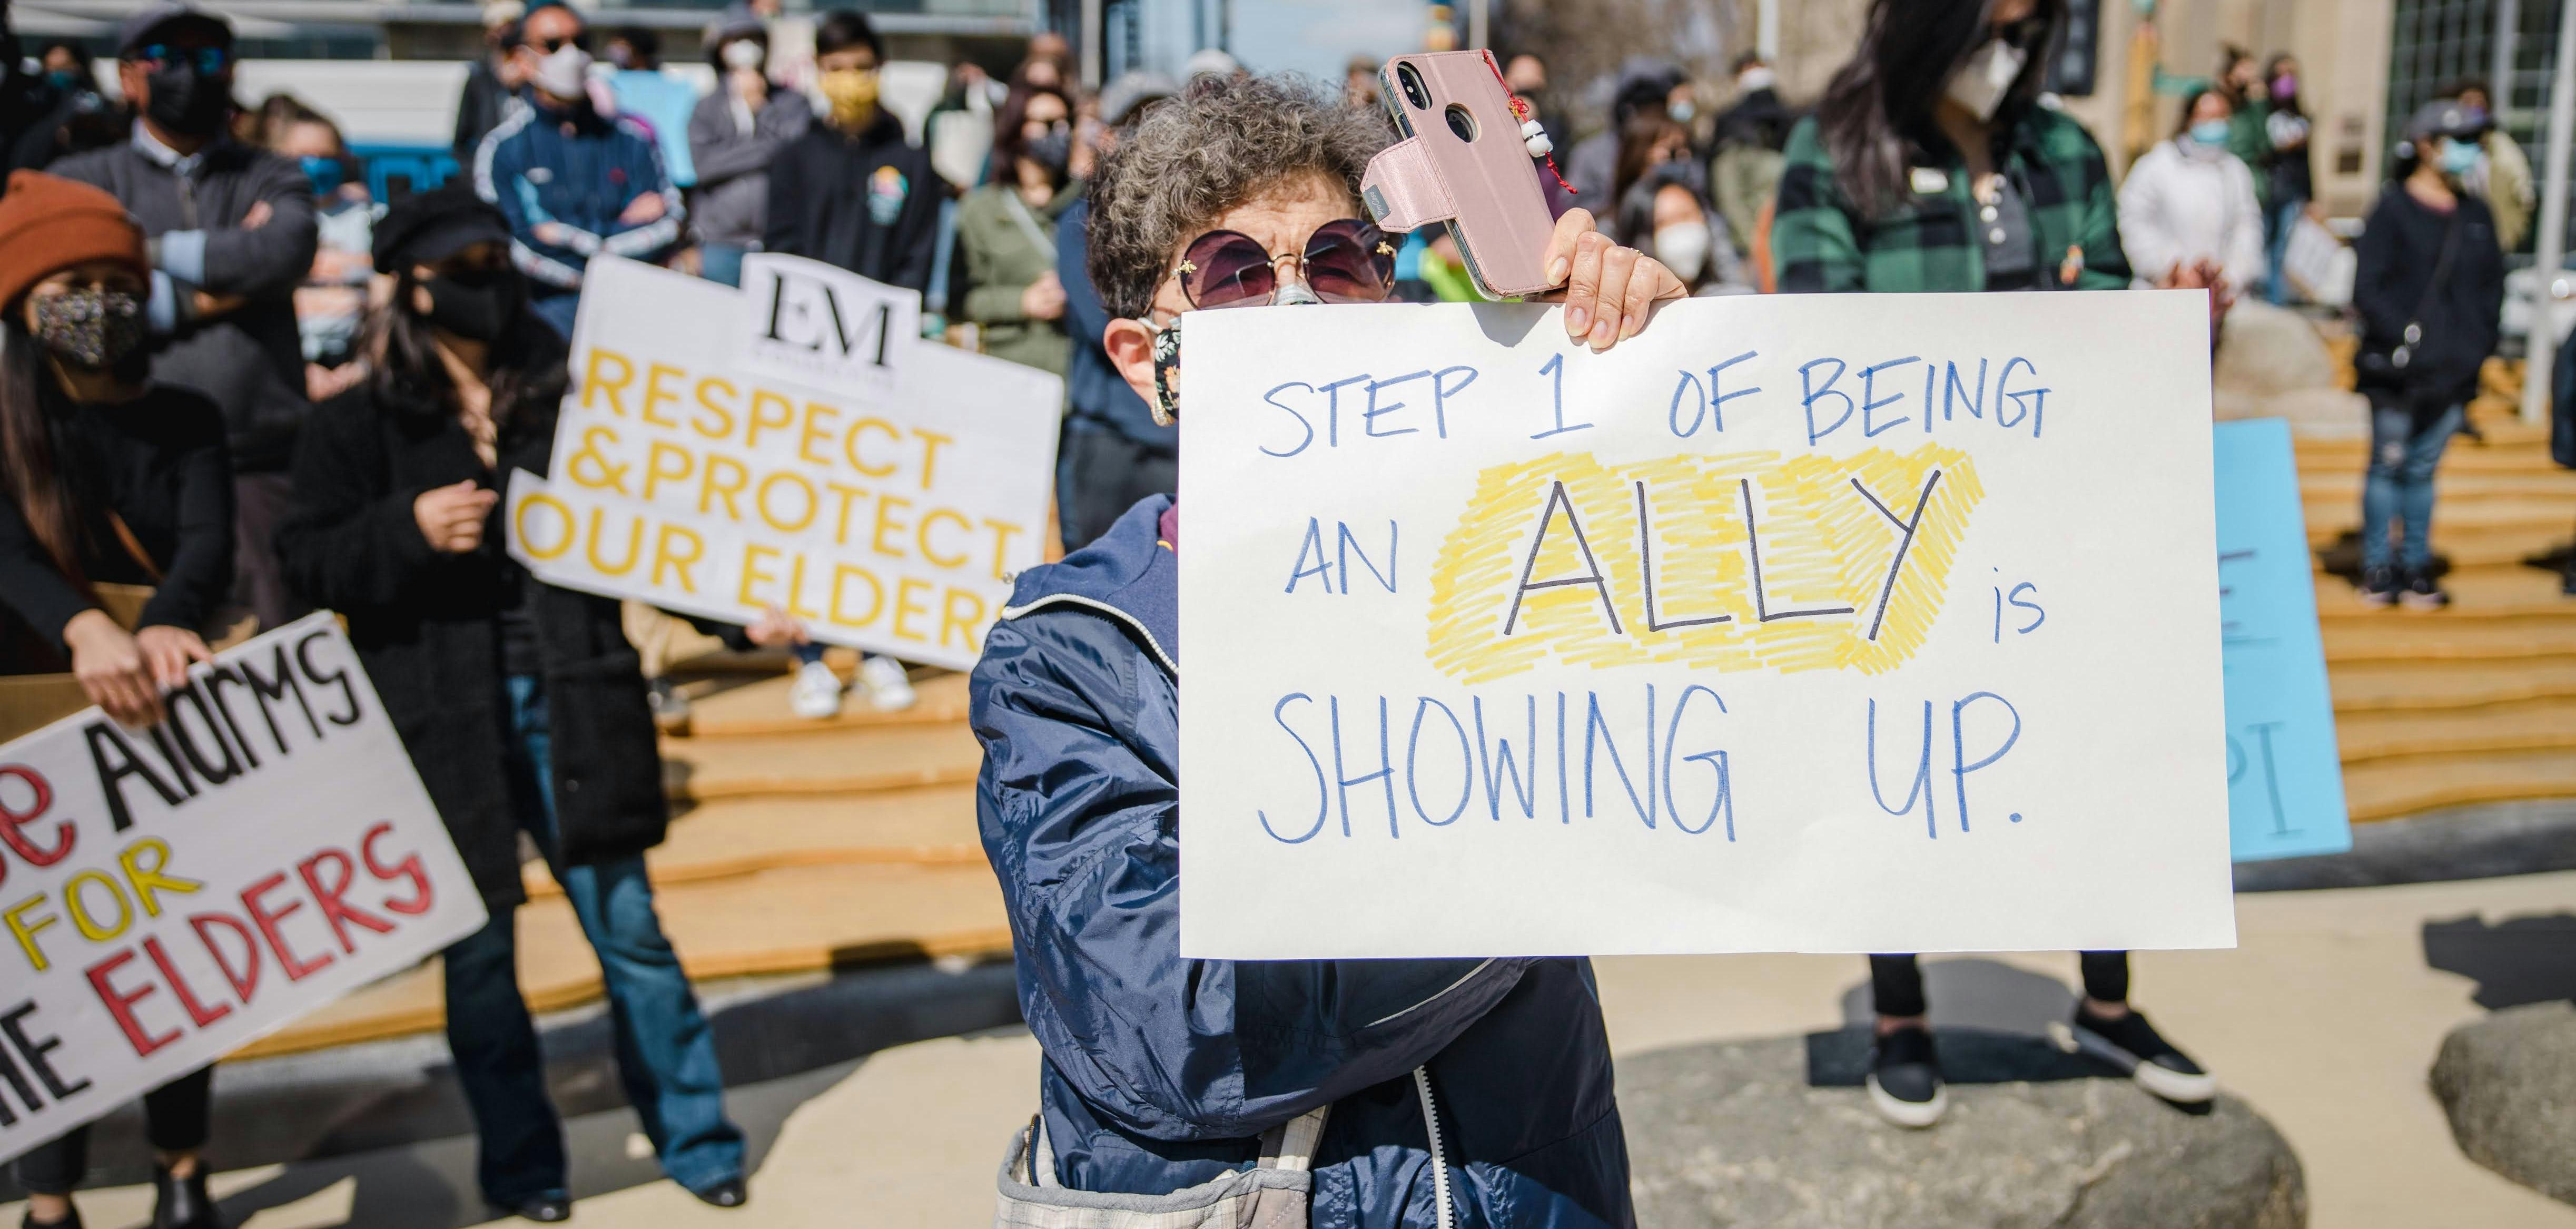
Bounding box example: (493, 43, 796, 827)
(1178, 293, 2237, 959)
(507, 255, 1063, 672)
(0, 615, 483, 1165)
(2214, 418, 2350, 862)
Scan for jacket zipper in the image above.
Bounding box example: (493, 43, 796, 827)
(1414, 1067, 1454, 1229)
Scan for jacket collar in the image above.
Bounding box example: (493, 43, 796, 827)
(999, 495, 1177, 674)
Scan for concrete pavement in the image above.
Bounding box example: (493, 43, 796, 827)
(11, 872, 2576, 1227)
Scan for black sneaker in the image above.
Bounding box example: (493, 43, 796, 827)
(2400, 568, 2452, 610)
(2058, 1006, 2216, 1104)
(2355, 565, 2399, 607)
(1865, 1025, 1948, 1127)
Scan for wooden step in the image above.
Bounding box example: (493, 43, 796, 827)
(232, 859, 1010, 1061)
(677, 671, 972, 739)
(2344, 746, 2576, 823)
(2299, 472, 2576, 502)
(524, 786, 982, 898)
(2296, 446, 2560, 476)
(2335, 697, 2576, 764)
(2302, 496, 2576, 540)
(2323, 616, 2576, 663)
(2308, 522, 2565, 571)
(2332, 657, 2576, 713)
(660, 723, 983, 801)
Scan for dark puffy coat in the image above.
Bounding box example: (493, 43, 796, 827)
(970, 496, 1633, 1228)
(274, 375, 668, 908)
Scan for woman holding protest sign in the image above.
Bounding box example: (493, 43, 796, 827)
(272, 184, 747, 1222)
(1772, 0, 2218, 1130)
(0, 172, 232, 1229)
(970, 72, 1683, 1226)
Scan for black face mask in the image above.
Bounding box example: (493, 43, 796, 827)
(421, 266, 526, 343)
(143, 63, 231, 137)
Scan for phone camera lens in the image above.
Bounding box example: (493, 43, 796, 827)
(1444, 103, 1478, 143)
(1396, 62, 1431, 111)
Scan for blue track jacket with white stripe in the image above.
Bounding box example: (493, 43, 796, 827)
(473, 96, 683, 289)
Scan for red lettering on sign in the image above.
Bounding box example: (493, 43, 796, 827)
(240, 872, 333, 982)
(144, 935, 232, 1028)
(361, 822, 435, 916)
(0, 765, 73, 887)
(85, 948, 179, 1058)
(297, 849, 396, 953)
(187, 912, 261, 1003)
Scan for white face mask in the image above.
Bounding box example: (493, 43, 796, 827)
(1653, 221, 1712, 283)
(531, 43, 593, 99)
(1944, 37, 2027, 124)
(721, 40, 764, 71)
(1736, 66, 1776, 93)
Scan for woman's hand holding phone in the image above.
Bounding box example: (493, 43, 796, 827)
(1541, 207, 1688, 353)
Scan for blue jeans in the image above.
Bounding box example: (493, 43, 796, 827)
(530, 289, 581, 340)
(441, 676, 743, 1205)
(2265, 198, 2307, 305)
(2361, 400, 2463, 572)
(700, 243, 749, 288)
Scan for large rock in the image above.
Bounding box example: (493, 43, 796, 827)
(2431, 1001, 2576, 1205)
(1621, 1031, 2306, 1228)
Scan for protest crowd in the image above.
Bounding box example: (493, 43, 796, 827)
(0, 0, 2553, 1224)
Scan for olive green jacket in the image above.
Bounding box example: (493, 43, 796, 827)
(957, 180, 1079, 379)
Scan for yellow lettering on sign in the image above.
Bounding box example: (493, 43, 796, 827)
(582, 346, 636, 415)
(892, 578, 934, 643)
(843, 418, 901, 478)
(940, 587, 987, 653)
(913, 427, 955, 490)
(515, 491, 576, 560)
(641, 440, 695, 502)
(640, 363, 687, 428)
(64, 871, 132, 941)
(1423, 445, 1981, 684)
(700, 454, 748, 519)
(5, 893, 57, 971)
(831, 564, 886, 628)
(692, 376, 739, 440)
(119, 837, 201, 918)
(652, 523, 704, 592)
(587, 506, 645, 575)
(739, 544, 781, 606)
(872, 494, 913, 559)
(799, 402, 843, 468)
(919, 509, 973, 569)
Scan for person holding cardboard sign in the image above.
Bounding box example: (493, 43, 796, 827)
(274, 185, 745, 1222)
(972, 72, 1683, 1227)
(1773, 0, 2216, 1129)
(0, 171, 233, 1229)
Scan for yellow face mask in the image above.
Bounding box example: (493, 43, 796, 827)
(819, 67, 880, 127)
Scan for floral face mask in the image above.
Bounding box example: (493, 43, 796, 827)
(31, 286, 146, 370)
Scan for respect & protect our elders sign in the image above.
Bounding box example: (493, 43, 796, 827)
(0, 614, 483, 1164)
(1177, 293, 2236, 959)
(506, 255, 1063, 672)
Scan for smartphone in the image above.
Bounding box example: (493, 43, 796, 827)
(1364, 51, 1558, 300)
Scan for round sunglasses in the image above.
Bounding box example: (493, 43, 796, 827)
(1168, 218, 1397, 310)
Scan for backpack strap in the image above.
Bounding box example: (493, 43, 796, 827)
(1025, 1114, 1060, 1189)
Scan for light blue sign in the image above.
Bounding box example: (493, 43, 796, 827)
(2215, 418, 2351, 861)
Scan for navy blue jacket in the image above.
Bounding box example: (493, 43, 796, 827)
(1057, 197, 1176, 453)
(970, 496, 1633, 1228)
(473, 97, 684, 291)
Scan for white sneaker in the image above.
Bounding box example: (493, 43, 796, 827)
(857, 656, 916, 712)
(788, 660, 844, 720)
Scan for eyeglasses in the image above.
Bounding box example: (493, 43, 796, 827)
(136, 44, 228, 74)
(1168, 219, 1397, 310)
(534, 33, 589, 53)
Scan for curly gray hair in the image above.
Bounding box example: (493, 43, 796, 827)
(1086, 72, 1394, 321)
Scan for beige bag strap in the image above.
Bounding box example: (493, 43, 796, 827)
(105, 512, 163, 584)
(1255, 1105, 1331, 1173)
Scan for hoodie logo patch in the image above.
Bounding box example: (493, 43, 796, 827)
(867, 166, 907, 225)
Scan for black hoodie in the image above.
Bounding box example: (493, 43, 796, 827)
(761, 108, 939, 292)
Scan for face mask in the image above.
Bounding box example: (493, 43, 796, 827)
(300, 154, 344, 195)
(2189, 119, 2232, 148)
(32, 286, 146, 370)
(1148, 318, 1181, 426)
(2271, 75, 2297, 101)
(530, 43, 591, 99)
(1668, 99, 1695, 124)
(1736, 66, 1775, 93)
(46, 70, 81, 92)
(721, 40, 764, 71)
(1023, 129, 1071, 176)
(420, 266, 526, 343)
(1944, 38, 2027, 124)
(1653, 221, 1712, 283)
(2439, 137, 2483, 178)
(819, 67, 881, 127)
(143, 62, 230, 137)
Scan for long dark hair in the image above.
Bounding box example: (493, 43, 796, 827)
(0, 320, 86, 589)
(990, 84, 1071, 186)
(1612, 111, 1689, 227)
(2170, 85, 2234, 139)
(363, 272, 566, 447)
(1815, 0, 2064, 218)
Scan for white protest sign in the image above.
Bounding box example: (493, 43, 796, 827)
(0, 614, 484, 1164)
(507, 255, 1062, 673)
(1178, 293, 2235, 959)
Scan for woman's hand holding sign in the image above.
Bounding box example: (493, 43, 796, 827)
(415, 480, 499, 554)
(1542, 207, 1690, 354)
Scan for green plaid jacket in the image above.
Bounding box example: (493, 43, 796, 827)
(1772, 107, 2132, 294)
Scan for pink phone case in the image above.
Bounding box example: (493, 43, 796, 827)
(1361, 52, 1556, 300)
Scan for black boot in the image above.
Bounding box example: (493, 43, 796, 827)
(23, 1203, 84, 1229)
(151, 1163, 223, 1229)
